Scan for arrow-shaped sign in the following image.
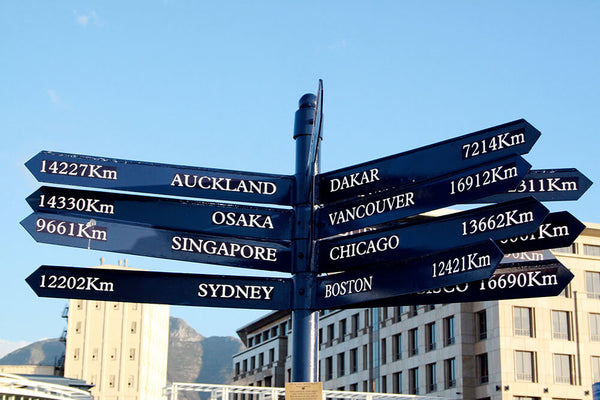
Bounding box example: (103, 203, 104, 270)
(21, 212, 292, 272)
(27, 186, 293, 241)
(25, 151, 294, 206)
(495, 211, 585, 254)
(330, 258, 573, 309)
(317, 119, 540, 204)
(316, 155, 531, 238)
(315, 240, 502, 310)
(26, 265, 292, 310)
(317, 197, 548, 273)
(470, 168, 593, 203)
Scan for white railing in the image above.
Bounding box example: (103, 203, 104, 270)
(0, 373, 93, 400)
(164, 382, 450, 400)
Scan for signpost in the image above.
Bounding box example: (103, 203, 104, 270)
(26, 186, 293, 241)
(26, 151, 294, 206)
(315, 155, 531, 238)
(21, 212, 292, 272)
(316, 197, 548, 273)
(26, 265, 292, 310)
(469, 168, 593, 203)
(21, 82, 591, 384)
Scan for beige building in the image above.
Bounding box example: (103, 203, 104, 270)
(232, 222, 600, 400)
(63, 260, 170, 400)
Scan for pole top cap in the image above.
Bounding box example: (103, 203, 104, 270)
(298, 94, 316, 109)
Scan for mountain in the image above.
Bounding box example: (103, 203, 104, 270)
(0, 338, 64, 366)
(0, 317, 244, 400)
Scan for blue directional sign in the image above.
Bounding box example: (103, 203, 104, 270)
(495, 211, 585, 254)
(317, 197, 548, 273)
(316, 155, 531, 238)
(26, 265, 292, 310)
(21, 212, 292, 272)
(315, 240, 502, 310)
(336, 259, 574, 309)
(27, 186, 293, 241)
(470, 168, 593, 203)
(26, 151, 294, 206)
(317, 119, 540, 204)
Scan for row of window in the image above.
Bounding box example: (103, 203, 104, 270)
(555, 243, 600, 257)
(515, 351, 600, 384)
(247, 321, 288, 348)
(235, 348, 277, 374)
(514, 307, 600, 341)
(72, 347, 137, 361)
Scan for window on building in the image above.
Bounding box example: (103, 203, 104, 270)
(592, 356, 600, 383)
(325, 356, 333, 380)
(264, 376, 272, 387)
(586, 271, 600, 299)
(350, 348, 358, 373)
(363, 345, 369, 370)
(130, 321, 137, 334)
(318, 328, 323, 345)
(263, 331, 269, 341)
(409, 367, 419, 394)
(235, 362, 240, 375)
(351, 313, 360, 337)
(426, 304, 435, 311)
(339, 319, 347, 342)
(269, 348, 275, 364)
(444, 358, 456, 389)
(248, 337, 254, 347)
(425, 322, 436, 351)
(381, 307, 389, 322)
(408, 328, 418, 356)
(393, 371, 402, 393)
(514, 307, 535, 337)
(271, 326, 278, 337)
(409, 305, 418, 317)
(338, 352, 345, 377)
(477, 353, 489, 384)
(392, 333, 402, 361)
(73, 348, 80, 360)
(250, 356, 256, 370)
(444, 316, 455, 346)
(108, 375, 115, 388)
(426, 363, 437, 393)
(243, 359, 248, 372)
(258, 353, 264, 367)
(584, 244, 600, 257)
(394, 306, 402, 322)
(515, 351, 536, 382)
(327, 324, 335, 346)
(127, 375, 134, 388)
(590, 313, 600, 341)
(129, 348, 136, 360)
(381, 375, 387, 393)
(554, 353, 575, 384)
(476, 310, 487, 340)
(349, 383, 358, 392)
(552, 310, 572, 340)
(553, 244, 576, 254)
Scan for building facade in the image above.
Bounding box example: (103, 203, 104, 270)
(63, 260, 170, 400)
(232, 222, 600, 400)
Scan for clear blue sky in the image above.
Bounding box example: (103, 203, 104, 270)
(1, 2, 598, 352)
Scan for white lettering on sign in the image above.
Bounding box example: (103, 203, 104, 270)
(211, 211, 274, 229)
(431, 252, 491, 278)
(36, 217, 107, 241)
(500, 223, 569, 244)
(171, 236, 277, 262)
(39, 194, 115, 215)
(504, 251, 545, 262)
(324, 276, 373, 298)
(40, 160, 117, 180)
(480, 270, 558, 290)
(328, 168, 380, 193)
(461, 131, 526, 159)
(171, 174, 277, 195)
(461, 209, 534, 236)
(508, 177, 579, 193)
(39, 274, 114, 292)
(327, 192, 415, 226)
(329, 235, 399, 261)
(450, 164, 519, 195)
(197, 283, 275, 300)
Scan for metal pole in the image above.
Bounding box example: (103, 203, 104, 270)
(291, 93, 319, 382)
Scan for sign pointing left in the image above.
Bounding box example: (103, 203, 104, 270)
(26, 151, 294, 206)
(21, 212, 292, 272)
(26, 265, 292, 310)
